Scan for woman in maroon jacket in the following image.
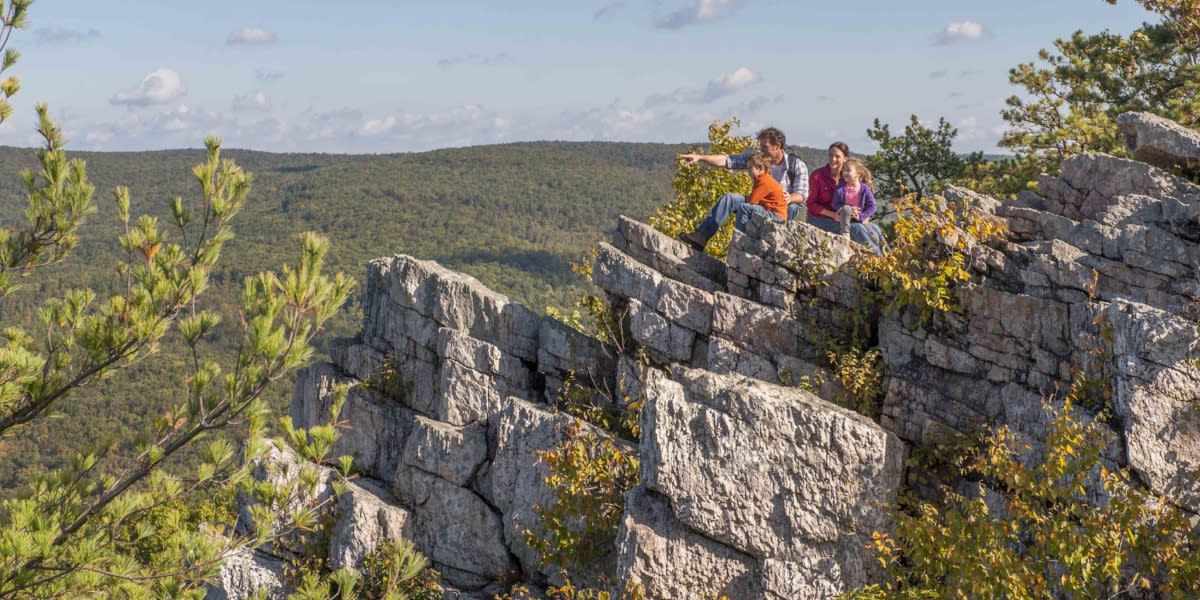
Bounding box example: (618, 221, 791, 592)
(792, 141, 849, 234)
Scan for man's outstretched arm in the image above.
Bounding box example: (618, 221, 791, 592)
(677, 153, 731, 168)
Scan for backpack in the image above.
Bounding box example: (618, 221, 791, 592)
(784, 152, 807, 192)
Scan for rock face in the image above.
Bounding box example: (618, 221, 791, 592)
(236, 110, 1200, 598)
(632, 369, 905, 595)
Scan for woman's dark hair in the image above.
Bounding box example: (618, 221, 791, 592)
(757, 127, 786, 148)
(829, 141, 849, 157)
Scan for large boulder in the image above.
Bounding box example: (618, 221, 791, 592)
(1117, 111, 1200, 174)
(328, 477, 414, 570)
(291, 363, 413, 483)
(640, 368, 906, 592)
(1108, 300, 1200, 514)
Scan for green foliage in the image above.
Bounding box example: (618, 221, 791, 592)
(998, 1, 1200, 180)
(853, 196, 1008, 322)
(0, 104, 96, 296)
(524, 422, 639, 574)
(0, 136, 354, 595)
(849, 398, 1200, 599)
(648, 118, 753, 258)
(0, 0, 31, 125)
(952, 153, 1045, 199)
(499, 579, 649, 600)
(360, 354, 409, 405)
(0, 139, 678, 490)
(827, 347, 884, 419)
(544, 578, 649, 600)
(865, 115, 982, 202)
(358, 539, 442, 600)
(0, 21, 366, 590)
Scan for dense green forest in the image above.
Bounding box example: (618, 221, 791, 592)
(0, 140, 827, 488)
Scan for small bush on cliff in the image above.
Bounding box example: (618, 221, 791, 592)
(648, 118, 753, 258)
(845, 398, 1200, 600)
(358, 539, 442, 600)
(853, 195, 1007, 322)
(827, 347, 885, 419)
(525, 421, 639, 575)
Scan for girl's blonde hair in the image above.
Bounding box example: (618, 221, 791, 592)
(842, 158, 874, 189)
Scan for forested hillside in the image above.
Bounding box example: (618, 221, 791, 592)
(0, 140, 706, 487)
(0, 139, 831, 487)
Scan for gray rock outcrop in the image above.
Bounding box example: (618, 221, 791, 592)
(206, 547, 288, 600)
(1118, 111, 1200, 174)
(238, 110, 1200, 598)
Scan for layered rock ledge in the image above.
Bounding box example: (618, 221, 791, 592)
(214, 111, 1200, 599)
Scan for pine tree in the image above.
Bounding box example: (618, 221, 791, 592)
(0, 6, 368, 597)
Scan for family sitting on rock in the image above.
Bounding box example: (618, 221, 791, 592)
(676, 127, 886, 255)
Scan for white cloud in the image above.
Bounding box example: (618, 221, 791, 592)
(929, 70, 947, 79)
(645, 66, 761, 106)
(654, 0, 746, 29)
(84, 130, 112, 144)
(233, 90, 272, 112)
(935, 20, 988, 45)
(71, 104, 229, 150)
(957, 116, 980, 140)
(360, 116, 397, 136)
(57, 95, 723, 153)
(111, 68, 186, 106)
(35, 27, 101, 43)
(226, 27, 278, 45)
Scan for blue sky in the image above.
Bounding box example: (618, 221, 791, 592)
(0, 0, 1157, 154)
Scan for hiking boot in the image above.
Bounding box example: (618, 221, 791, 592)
(677, 229, 710, 251)
(838, 207, 853, 237)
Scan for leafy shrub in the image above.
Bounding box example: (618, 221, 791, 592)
(828, 347, 885, 419)
(524, 423, 639, 573)
(648, 118, 753, 258)
(359, 539, 442, 600)
(846, 398, 1200, 599)
(853, 195, 1007, 321)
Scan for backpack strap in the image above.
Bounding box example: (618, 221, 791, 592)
(786, 154, 802, 186)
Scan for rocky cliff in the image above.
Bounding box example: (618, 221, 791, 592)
(214, 112, 1200, 599)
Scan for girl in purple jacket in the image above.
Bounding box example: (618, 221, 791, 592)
(832, 159, 885, 255)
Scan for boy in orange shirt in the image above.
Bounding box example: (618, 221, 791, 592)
(679, 152, 786, 251)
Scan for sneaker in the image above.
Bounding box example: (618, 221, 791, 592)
(676, 230, 709, 251)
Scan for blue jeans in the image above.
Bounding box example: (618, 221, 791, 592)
(850, 222, 885, 255)
(696, 193, 782, 237)
(807, 216, 885, 255)
(787, 202, 805, 222)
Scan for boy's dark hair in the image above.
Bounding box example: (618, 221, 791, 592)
(757, 127, 786, 148)
(747, 152, 772, 172)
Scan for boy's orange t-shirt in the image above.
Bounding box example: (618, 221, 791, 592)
(748, 172, 788, 220)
